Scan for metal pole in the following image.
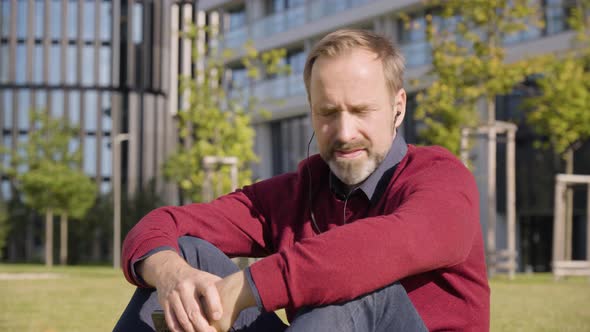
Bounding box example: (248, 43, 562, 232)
(113, 133, 130, 269)
(507, 130, 516, 279)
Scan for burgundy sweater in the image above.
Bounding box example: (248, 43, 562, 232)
(122, 145, 490, 331)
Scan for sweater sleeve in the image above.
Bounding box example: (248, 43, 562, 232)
(121, 187, 271, 286)
(249, 156, 480, 312)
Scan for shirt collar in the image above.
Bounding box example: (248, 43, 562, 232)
(329, 134, 408, 202)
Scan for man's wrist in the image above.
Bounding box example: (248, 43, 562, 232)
(138, 250, 184, 288)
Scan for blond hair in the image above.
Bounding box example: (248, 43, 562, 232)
(303, 29, 405, 99)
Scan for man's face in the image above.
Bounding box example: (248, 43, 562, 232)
(309, 48, 406, 186)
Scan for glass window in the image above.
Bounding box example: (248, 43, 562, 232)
(101, 136, 111, 176)
(545, 0, 571, 35)
(15, 44, 27, 84)
(34, 0, 45, 38)
(1, 181, 11, 200)
(66, 45, 77, 84)
(50, 0, 61, 39)
(2, 91, 13, 129)
(2, 137, 12, 171)
(0, 43, 8, 83)
(99, 46, 111, 86)
(83, 0, 95, 40)
(82, 45, 94, 85)
(69, 91, 80, 125)
(100, 1, 112, 41)
(84, 91, 98, 131)
(48, 44, 60, 84)
(83, 135, 97, 175)
(1, 0, 10, 38)
(132, 3, 143, 43)
(69, 137, 80, 157)
(398, 14, 431, 67)
(287, 49, 306, 74)
(227, 6, 246, 31)
(51, 90, 64, 118)
(33, 45, 43, 84)
(100, 180, 111, 194)
(35, 90, 47, 112)
(18, 90, 30, 130)
(17, 134, 28, 172)
(101, 92, 111, 131)
(68, 0, 77, 40)
(17, 0, 27, 39)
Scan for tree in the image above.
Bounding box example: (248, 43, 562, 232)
(413, 0, 545, 154)
(0, 200, 9, 256)
(526, 0, 590, 168)
(0, 109, 96, 266)
(163, 25, 288, 203)
(525, 0, 590, 261)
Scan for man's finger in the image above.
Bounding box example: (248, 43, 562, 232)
(170, 295, 196, 332)
(201, 283, 223, 321)
(179, 287, 213, 332)
(163, 302, 183, 332)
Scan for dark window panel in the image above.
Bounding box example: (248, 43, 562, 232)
(100, 1, 112, 41)
(1, 0, 10, 38)
(50, 0, 61, 40)
(69, 90, 80, 124)
(84, 90, 97, 131)
(66, 45, 77, 84)
(17, 89, 30, 130)
(99, 46, 111, 86)
(0, 43, 8, 83)
(83, 0, 95, 41)
(83, 134, 97, 174)
(33, 44, 43, 83)
(34, 0, 45, 39)
(16, 0, 27, 39)
(51, 89, 64, 118)
(48, 44, 60, 84)
(67, 0, 77, 40)
(15, 43, 27, 83)
(2, 90, 12, 130)
(82, 45, 94, 85)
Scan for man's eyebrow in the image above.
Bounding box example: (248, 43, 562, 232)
(315, 104, 339, 111)
(350, 103, 377, 111)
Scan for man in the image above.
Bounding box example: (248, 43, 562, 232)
(115, 29, 489, 332)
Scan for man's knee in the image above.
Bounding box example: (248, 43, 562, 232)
(177, 236, 239, 277)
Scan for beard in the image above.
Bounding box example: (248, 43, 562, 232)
(321, 138, 387, 186)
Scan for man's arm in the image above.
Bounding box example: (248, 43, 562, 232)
(121, 188, 271, 287)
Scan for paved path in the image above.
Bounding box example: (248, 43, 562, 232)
(0, 272, 63, 280)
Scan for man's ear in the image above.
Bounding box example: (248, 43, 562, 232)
(392, 88, 407, 129)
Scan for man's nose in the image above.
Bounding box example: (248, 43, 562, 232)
(334, 112, 358, 143)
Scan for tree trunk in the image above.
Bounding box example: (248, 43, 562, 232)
(59, 213, 68, 265)
(45, 209, 53, 267)
(564, 148, 574, 260)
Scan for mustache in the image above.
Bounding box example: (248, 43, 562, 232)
(329, 139, 370, 153)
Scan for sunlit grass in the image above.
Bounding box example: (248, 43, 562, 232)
(0, 264, 588, 331)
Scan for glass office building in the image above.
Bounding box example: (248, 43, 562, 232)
(0, 0, 182, 260)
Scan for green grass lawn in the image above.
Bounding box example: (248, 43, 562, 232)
(0, 264, 589, 331)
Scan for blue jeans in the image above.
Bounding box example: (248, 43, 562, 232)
(114, 237, 427, 332)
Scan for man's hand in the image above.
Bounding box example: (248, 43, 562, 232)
(138, 250, 222, 332)
(210, 271, 257, 332)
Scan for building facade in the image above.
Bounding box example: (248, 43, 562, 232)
(0, 0, 179, 261)
(1, 0, 588, 269)
(198, 0, 589, 272)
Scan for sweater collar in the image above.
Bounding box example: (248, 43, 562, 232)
(329, 134, 408, 202)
